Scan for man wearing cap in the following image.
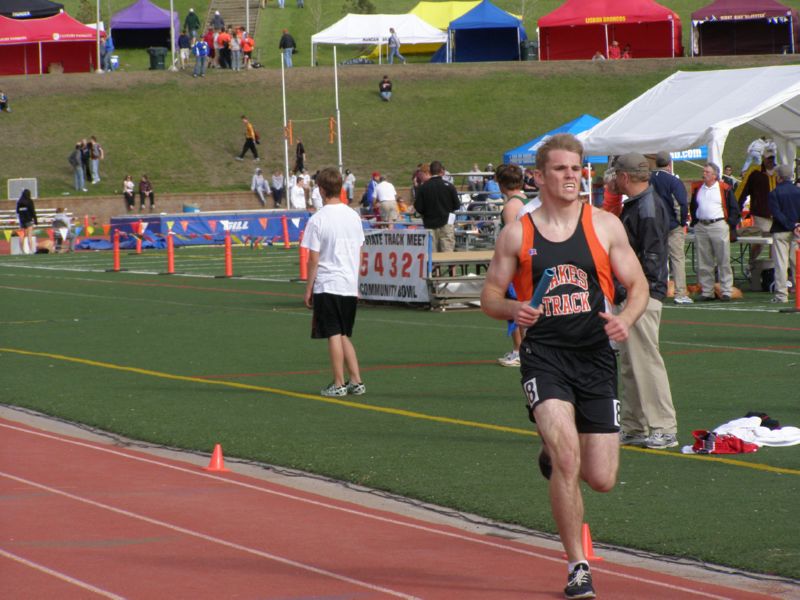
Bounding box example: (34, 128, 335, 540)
(211, 10, 224, 31)
(737, 151, 777, 274)
(650, 151, 691, 304)
(184, 8, 200, 40)
(690, 163, 740, 301)
(768, 165, 800, 303)
(610, 152, 678, 449)
(415, 161, 460, 252)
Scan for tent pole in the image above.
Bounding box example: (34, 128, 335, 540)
(671, 17, 675, 58)
(95, 0, 102, 73)
(38, 42, 43, 75)
(246, 0, 250, 36)
(334, 46, 343, 175)
(281, 51, 291, 195)
(790, 13, 796, 54)
(168, 0, 177, 71)
(604, 25, 609, 57)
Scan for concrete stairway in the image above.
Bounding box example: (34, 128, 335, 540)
(205, 0, 261, 34)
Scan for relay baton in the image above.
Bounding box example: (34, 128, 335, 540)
(507, 267, 556, 335)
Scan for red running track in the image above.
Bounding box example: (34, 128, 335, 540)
(0, 418, 780, 600)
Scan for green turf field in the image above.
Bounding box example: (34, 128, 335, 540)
(1, 249, 799, 581)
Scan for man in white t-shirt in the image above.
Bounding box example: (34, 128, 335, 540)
(289, 176, 307, 210)
(374, 176, 398, 226)
(302, 167, 366, 398)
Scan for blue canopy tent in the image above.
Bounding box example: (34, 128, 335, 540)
(433, 0, 526, 63)
(504, 115, 607, 165)
(504, 114, 708, 165)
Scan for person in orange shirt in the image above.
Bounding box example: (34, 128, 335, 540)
(608, 40, 621, 59)
(217, 28, 231, 69)
(236, 115, 259, 162)
(241, 31, 255, 69)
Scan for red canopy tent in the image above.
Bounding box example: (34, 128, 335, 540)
(0, 12, 97, 76)
(538, 0, 683, 61)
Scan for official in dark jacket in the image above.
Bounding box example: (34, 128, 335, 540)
(611, 152, 678, 450)
(414, 160, 460, 252)
(650, 151, 690, 303)
(767, 164, 800, 303)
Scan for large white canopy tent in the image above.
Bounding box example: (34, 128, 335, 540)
(310, 13, 447, 66)
(577, 65, 800, 169)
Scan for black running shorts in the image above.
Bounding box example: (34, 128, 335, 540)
(311, 293, 357, 339)
(519, 340, 619, 434)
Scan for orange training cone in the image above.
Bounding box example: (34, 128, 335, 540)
(204, 444, 230, 472)
(563, 523, 603, 562)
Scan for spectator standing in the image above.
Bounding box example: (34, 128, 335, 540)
(379, 75, 392, 101)
(271, 170, 285, 207)
(80, 139, 91, 183)
(690, 163, 740, 301)
(289, 175, 307, 209)
(375, 176, 399, 226)
(310, 182, 323, 211)
(16, 189, 37, 255)
(301, 167, 365, 398)
(89, 136, 103, 184)
(612, 153, 678, 449)
(388, 27, 405, 64)
(139, 175, 155, 211)
(217, 27, 231, 69)
(737, 151, 777, 272)
(294, 138, 306, 173)
(102, 32, 114, 72)
(414, 161, 461, 252)
(184, 8, 201, 40)
(211, 10, 224, 32)
(241, 31, 254, 69)
(192, 36, 209, 77)
(480, 134, 648, 600)
(650, 151, 691, 304)
(768, 164, 800, 303)
(230, 27, 242, 71)
(608, 40, 621, 59)
(297, 0, 304, 7)
(742, 136, 768, 173)
(202, 27, 216, 66)
(361, 171, 381, 216)
(178, 30, 191, 69)
(0, 89, 9, 112)
(343, 169, 356, 203)
(279, 29, 296, 68)
(467, 163, 483, 192)
(721, 165, 737, 191)
(236, 115, 259, 161)
(68, 142, 87, 192)
(122, 175, 135, 212)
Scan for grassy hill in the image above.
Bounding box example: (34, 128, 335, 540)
(5, 54, 798, 199)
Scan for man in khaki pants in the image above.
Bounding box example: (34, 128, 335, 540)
(610, 153, 679, 449)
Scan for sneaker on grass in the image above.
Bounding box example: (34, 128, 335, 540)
(644, 432, 678, 449)
(497, 350, 520, 367)
(564, 563, 595, 599)
(346, 381, 366, 396)
(320, 383, 347, 397)
(619, 431, 648, 446)
(673, 295, 694, 304)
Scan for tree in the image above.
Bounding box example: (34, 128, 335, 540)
(76, 0, 95, 24)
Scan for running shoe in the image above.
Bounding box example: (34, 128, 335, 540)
(564, 563, 595, 599)
(644, 432, 678, 449)
(673, 295, 694, 305)
(346, 381, 366, 396)
(497, 350, 520, 367)
(619, 431, 648, 447)
(320, 383, 347, 397)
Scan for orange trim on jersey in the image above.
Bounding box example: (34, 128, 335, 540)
(581, 206, 615, 303)
(513, 214, 534, 302)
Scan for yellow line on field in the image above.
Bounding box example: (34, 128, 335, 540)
(0, 347, 533, 438)
(3, 347, 798, 477)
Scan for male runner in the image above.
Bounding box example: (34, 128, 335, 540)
(481, 133, 648, 599)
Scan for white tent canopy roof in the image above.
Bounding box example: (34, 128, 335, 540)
(310, 13, 447, 65)
(577, 65, 800, 168)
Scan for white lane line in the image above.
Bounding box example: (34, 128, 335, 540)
(0, 471, 420, 600)
(0, 547, 127, 599)
(1, 423, 736, 599)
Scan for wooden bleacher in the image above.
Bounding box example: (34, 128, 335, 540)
(427, 250, 494, 309)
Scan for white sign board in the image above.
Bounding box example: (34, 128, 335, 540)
(359, 230, 431, 303)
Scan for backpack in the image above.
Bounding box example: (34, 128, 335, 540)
(254, 131, 261, 145)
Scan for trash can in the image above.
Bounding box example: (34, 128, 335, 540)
(520, 40, 538, 61)
(147, 47, 168, 70)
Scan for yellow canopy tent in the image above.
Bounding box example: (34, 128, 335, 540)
(366, 1, 479, 58)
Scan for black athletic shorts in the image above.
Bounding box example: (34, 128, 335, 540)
(311, 292, 357, 339)
(519, 340, 619, 434)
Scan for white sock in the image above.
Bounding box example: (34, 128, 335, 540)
(568, 560, 589, 573)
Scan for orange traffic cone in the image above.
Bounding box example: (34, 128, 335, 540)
(563, 523, 603, 562)
(203, 444, 230, 472)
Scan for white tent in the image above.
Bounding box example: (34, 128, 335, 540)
(310, 13, 448, 66)
(578, 65, 800, 169)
